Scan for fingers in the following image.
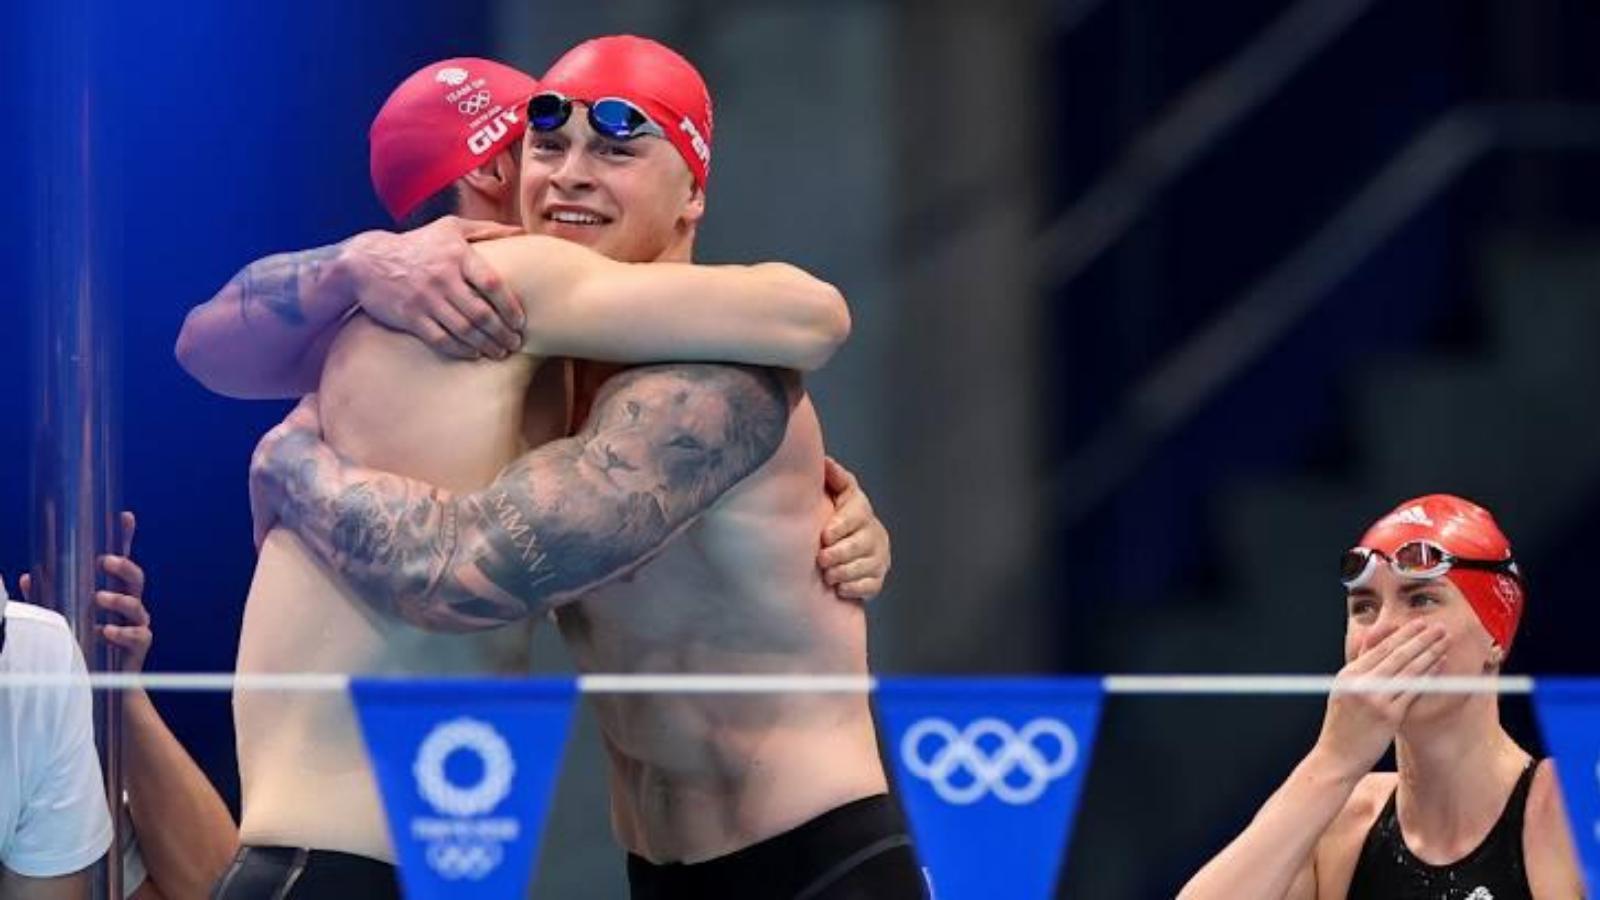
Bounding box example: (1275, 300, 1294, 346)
(1344, 620, 1430, 675)
(99, 622, 152, 673)
(822, 500, 871, 547)
(452, 218, 523, 243)
(449, 283, 521, 357)
(823, 457, 857, 495)
(119, 510, 137, 557)
(100, 555, 145, 598)
(420, 284, 502, 358)
(460, 249, 526, 339)
(1387, 633, 1447, 712)
(1366, 625, 1446, 680)
(413, 317, 480, 360)
(95, 590, 150, 627)
(835, 577, 884, 601)
(17, 572, 30, 602)
(823, 556, 881, 588)
(819, 530, 872, 570)
(100, 624, 152, 652)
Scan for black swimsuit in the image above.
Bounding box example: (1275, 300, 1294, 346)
(626, 794, 927, 900)
(1347, 760, 1538, 900)
(210, 846, 400, 900)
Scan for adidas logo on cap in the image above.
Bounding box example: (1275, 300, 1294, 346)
(1389, 505, 1435, 528)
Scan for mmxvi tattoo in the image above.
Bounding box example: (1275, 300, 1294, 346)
(477, 487, 557, 588)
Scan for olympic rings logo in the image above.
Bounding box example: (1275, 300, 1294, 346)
(413, 717, 515, 818)
(459, 91, 492, 115)
(426, 840, 504, 880)
(901, 716, 1077, 806)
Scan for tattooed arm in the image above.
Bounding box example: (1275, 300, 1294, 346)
(175, 241, 359, 400)
(175, 218, 523, 399)
(251, 364, 794, 630)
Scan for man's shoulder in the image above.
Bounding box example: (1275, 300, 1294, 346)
(5, 601, 71, 632)
(3, 598, 74, 640)
(1, 602, 79, 671)
(586, 363, 796, 448)
(599, 361, 794, 400)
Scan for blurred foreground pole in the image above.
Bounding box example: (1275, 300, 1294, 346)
(27, 0, 124, 897)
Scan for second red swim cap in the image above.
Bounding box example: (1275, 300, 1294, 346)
(540, 35, 714, 189)
(369, 57, 539, 221)
(1357, 494, 1525, 650)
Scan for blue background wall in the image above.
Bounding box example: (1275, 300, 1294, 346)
(1, 0, 496, 812)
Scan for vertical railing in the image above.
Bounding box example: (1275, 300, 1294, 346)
(28, 0, 123, 896)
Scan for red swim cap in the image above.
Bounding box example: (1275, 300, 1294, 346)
(540, 35, 713, 189)
(1357, 494, 1525, 650)
(369, 57, 539, 221)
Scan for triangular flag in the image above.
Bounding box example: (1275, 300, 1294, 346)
(877, 677, 1103, 900)
(1532, 677, 1600, 895)
(351, 677, 576, 899)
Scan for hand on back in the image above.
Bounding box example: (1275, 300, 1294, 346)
(345, 216, 526, 360)
(817, 457, 891, 602)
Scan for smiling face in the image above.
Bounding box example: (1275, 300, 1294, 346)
(517, 105, 704, 263)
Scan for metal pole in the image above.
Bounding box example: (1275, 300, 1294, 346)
(28, 0, 123, 896)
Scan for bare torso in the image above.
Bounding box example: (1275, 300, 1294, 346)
(556, 386, 886, 863)
(237, 321, 884, 864)
(233, 315, 565, 861)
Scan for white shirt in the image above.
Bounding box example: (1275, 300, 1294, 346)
(0, 579, 114, 878)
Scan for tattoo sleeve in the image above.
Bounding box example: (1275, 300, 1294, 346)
(234, 244, 342, 328)
(260, 364, 793, 632)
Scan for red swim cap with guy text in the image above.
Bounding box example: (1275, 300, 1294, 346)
(370, 57, 539, 221)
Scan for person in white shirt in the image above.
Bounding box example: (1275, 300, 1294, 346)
(0, 574, 113, 900)
(15, 511, 238, 900)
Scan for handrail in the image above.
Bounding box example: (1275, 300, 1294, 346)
(1053, 103, 1600, 523)
(0, 671, 1537, 696)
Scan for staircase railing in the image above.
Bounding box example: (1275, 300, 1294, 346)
(1051, 103, 1600, 522)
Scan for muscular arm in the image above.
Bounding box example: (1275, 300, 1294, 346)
(254, 364, 794, 630)
(474, 235, 851, 372)
(174, 242, 353, 399)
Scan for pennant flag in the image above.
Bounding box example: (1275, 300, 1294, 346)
(351, 677, 577, 899)
(877, 677, 1104, 900)
(1532, 678, 1600, 896)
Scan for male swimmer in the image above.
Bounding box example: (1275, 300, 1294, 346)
(181, 48, 895, 899)
(250, 36, 924, 900)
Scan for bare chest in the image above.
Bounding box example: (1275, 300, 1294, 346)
(555, 481, 861, 677)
